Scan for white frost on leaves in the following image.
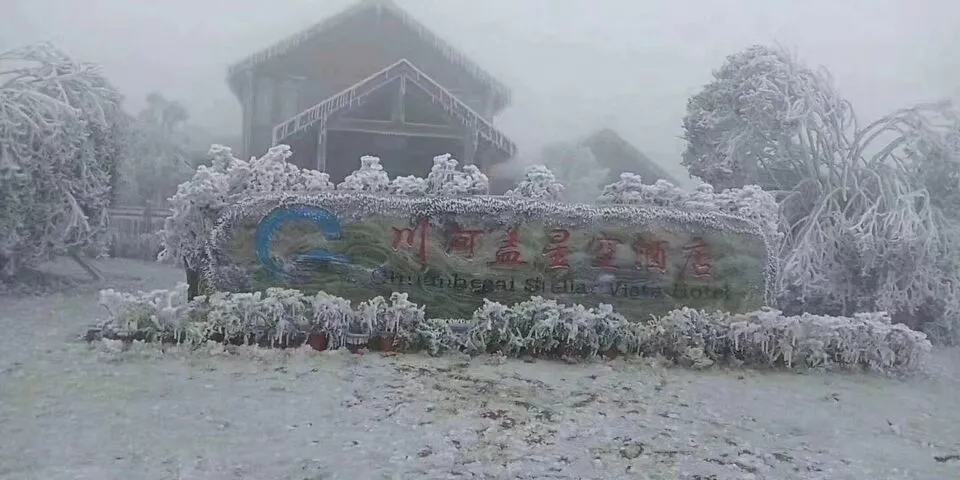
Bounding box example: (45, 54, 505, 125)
(597, 174, 688, 207)
(389, 175, 428, 196)
(424, 154, 489, 196)
(157, 144, 334, 268)
(0, 43, 127, 276)
(336, 155, 390, 193)
(95, 285, 931, 375)
(680, 44, 846, 191)
(383, 155, 489, 196)
(505, 164, 564, 202)
(596, 175, 782, 249)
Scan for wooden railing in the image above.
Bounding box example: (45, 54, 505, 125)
(107, 206, 173, 260)
(272, 59, 517, 159)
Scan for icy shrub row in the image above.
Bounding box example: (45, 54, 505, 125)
(91, 285, 930, 374)
(159, 147, 487, 270)
(597, 173, 782, 248)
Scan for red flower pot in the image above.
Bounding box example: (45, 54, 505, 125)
(377, 335, 398, 352)
(307, 332, 329, 352)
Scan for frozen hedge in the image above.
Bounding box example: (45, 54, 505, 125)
(90, 284, 931, 375)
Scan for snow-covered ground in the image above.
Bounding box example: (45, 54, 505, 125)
(1, 259, 958, 480)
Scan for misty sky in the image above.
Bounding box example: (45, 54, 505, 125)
(3, 0, 958, 183)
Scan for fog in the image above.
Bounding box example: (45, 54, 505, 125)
(3, 0, 958, 183)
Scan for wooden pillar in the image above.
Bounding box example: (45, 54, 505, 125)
(316, 126, 327, 171)
(482, 88, 495, 120)
(241, 71, 255, 159)
(463, 130, 478, 166)
(391, 76, 406, 122)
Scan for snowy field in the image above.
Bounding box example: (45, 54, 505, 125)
(1, 259, 959, 480)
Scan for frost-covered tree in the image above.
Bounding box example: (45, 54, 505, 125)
(158, 144, 334, 297)
(681, 45, 851, 191)
(337, 155, 390, 193)
(505, 164, 564, 202)
(686, 44, 960, 343)
(0, 43, 127, 276)
(776, 102, 960, 342)
(538, 142, 609, 203)
(116, 93, 194, 207)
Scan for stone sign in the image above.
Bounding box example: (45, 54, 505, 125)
(206, 193, 772, 319)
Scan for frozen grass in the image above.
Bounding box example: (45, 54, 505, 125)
(1, 259, 959, 479)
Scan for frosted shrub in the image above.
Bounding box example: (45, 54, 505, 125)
(384, 155, 488, 196)
(337, 155, 390, 193)
(261, 288, 312, 343)
(513, 296, 565, 355)
(354, 296, 386, 334)
(408, 317, 458, 356)
(311, 291, 353, 349)
(597, 173, 647, 205)
(595, 175, 781, 250)
(360, 292, 427, 342)
(159, 144, 334, 270)
(464, 299, 514, 353)
(97, 283, 191, 342)
(389, 175, 428, 196)
(708, 184, 782, 248)
(93, 286, 931, 374)
(424, 154, 489, 196)
(505, 165, 564, 202)
(598, 174, 687, 207)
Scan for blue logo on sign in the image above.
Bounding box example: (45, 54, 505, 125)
(255, 205, 351, 280)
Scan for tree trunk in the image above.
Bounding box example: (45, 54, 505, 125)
(185, 260, 201, 301)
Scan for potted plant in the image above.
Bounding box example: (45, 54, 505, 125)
(347, 296, 381, 353)
(372, 293, 425, 352)
(310, 292, 353, 351)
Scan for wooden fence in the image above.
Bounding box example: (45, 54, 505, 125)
(108, 206, 173, 260)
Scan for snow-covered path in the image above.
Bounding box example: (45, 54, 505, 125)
(1, 259, 958, 479)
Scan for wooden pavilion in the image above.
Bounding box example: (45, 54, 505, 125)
(226, 0, 517, 182)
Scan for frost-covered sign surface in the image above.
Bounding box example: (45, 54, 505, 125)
(207, 193, 771, 319)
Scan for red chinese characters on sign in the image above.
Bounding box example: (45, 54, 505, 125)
(391, 217, 430, 266)
(682, 237, 713, 281)
(446, 228, 484, 258)
(488, 228, 527, 267)
(634, 238, 670, 274)
(591, 234, 623, 270)
(543, 228, 572, 271)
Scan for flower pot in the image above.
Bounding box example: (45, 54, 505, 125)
(376, 335, 399, 352)
(307, 332, 329, 352)
(344, 332, 369, 353)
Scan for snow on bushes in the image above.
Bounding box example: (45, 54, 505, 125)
(362, 153, 489, 197)
(337, 155, 390, 193)
(0, 43, 127, 276)
(422, 154, 489, 196)
(158, 144, 335, 269)
(597, 173, 783, 264)
(505, 164, 564, 202)
(161, 150, 487, 273)
(90, 285, 931, 375)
